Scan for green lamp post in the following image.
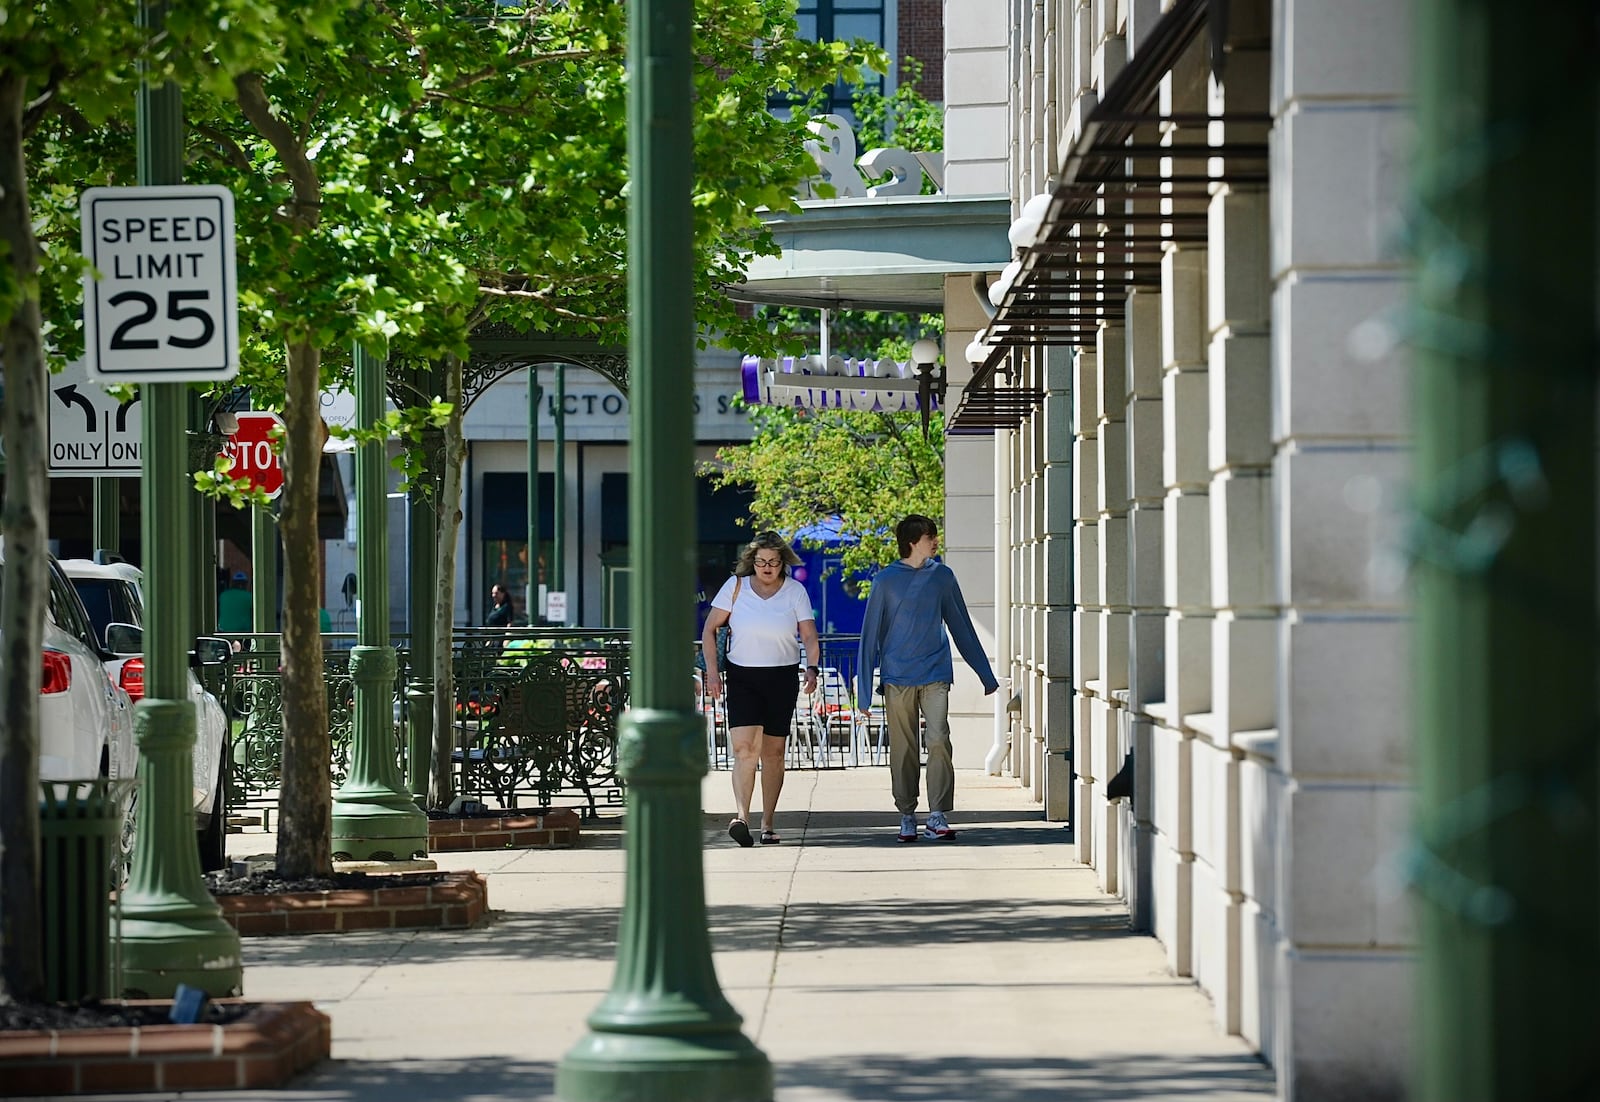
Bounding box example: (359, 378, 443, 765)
(331, 341, 428, 860)
(555, 0, 771, 1097)
(405, 406, 440, 805)
(117, 0, 241, 997)
(1412, 1, 1598, 1097)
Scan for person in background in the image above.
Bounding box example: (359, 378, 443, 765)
(217, 571, 253, 633)
(485, 583, 515, 628)
(857, 515, 999, 843)
(701, 531, 819, 846)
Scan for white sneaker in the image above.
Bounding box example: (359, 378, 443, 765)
(897, 814, 918, 843)
(924, 810, 956, 839)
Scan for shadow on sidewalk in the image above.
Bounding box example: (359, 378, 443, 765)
(277, 1049, 1271, 1102)
(241, 895, 1132, 967)
(778, 1051, 1275, 1100)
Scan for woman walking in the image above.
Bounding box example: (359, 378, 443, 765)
(701, 531, 820, 846)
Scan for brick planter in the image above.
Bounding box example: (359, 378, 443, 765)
(0, 1000, 327, 1096)
(428, 806, 581, 852)
(216, 870, 488, 936)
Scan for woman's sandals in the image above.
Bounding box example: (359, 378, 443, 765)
(760, 829, 781, 845)
(728, 819, 754, 847)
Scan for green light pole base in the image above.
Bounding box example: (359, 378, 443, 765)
(120, 912, 245, 999)
(332, 645, 428, 861)
(558, 1033, 772, 1102)
(558, 711, 771, 1102)
(119, 700, 242, 998)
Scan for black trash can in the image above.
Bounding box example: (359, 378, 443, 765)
(39, 778, 136, 1003)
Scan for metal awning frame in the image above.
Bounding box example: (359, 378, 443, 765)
(950, 0, 1272, 433)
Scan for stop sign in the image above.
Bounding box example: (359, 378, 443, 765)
(223, 411, 285, 499)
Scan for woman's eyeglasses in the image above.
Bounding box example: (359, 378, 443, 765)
(753, 557, 783, 568)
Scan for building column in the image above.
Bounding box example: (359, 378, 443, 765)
(1123, 286, 1165, 931)
(1152, 230, 1209, 979)
(1269, 0, 1415, 1092)
(1070, 344, 1100, 867)
(1040, 345, 1075, 820)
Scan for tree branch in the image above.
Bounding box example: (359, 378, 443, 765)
(20, 66, 63, 137)
(235, 72, 320, 228)
(191, 122, 257, 176)
(474, 283, 618, 323)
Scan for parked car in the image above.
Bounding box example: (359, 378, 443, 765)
(58, 558, 232, 871)
(0, 540, 137, 794)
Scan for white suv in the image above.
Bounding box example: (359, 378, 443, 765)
(58, 558, 232, 870)
(0, 541, 136, 791)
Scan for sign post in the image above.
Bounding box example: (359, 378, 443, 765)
(80, 185, 239, 383)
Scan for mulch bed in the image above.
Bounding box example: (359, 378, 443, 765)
(0, 999, 249, 1034)
(205, 868, 450, 897)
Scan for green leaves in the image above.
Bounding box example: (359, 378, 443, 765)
(704, 402, 946, 586)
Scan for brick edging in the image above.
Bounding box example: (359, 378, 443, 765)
(427, 806, 581, 852)
(215, 870, 488, 936)
(0, 1000, 327, 1096)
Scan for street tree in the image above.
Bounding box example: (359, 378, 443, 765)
(176, 0, 882, 850)
(21, 0, 879, 883)
(302, 0, 882, 809)
(0, 0, 288, 1005)
(703, 402, 945, 585)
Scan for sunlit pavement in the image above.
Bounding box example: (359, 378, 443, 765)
(50, 767, 1276, 1102)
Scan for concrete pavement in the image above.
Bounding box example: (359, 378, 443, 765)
(54, 767, 1275, 1101)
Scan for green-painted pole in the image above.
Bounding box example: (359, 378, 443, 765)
(93, 478, 119, 556)
(118, 0, 241, 998)
(331, 342, 427, 860)
(552, 362, 566, 608)
(251, 505, 277, 636)
(405, 437, 438, 804)
(1411, 2, 1598, 1098)
(190, 392, 216, 636)
(528, 366, 543, 623)
(555, 0, 771, 1096)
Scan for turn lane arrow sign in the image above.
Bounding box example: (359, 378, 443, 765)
(48, 359, 143, 476)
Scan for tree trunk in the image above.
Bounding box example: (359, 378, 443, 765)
(274, 339, 332, 878)
(429, 355, 467, 807)
(0, 71, 50, 1004)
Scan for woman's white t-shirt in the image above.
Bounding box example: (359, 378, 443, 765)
(711, 575, 814, 667)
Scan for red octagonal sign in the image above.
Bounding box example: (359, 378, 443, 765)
(224, 411, 285, 500)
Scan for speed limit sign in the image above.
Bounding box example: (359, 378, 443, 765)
(80, 185, 239, 382)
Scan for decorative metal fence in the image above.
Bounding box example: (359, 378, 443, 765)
(227, 635, 398, 802)
(694, 633, 890, 771)
(222, 629, 878, 819)
(450, 629, 629, 815)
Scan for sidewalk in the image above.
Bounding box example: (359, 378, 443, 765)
(64, 768, 1276, 1101)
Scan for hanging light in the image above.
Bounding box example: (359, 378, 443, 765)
(1006, 192, 1053, 250)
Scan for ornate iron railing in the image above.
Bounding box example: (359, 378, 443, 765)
(694, 633, 887, 771)
(223, 629, 633, 818)
(221, 629, 876, 819)
(225, 634, 410, 803)
(449, 628, 629, 815)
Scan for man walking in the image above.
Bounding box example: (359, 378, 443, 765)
(857, 515, 999, 842)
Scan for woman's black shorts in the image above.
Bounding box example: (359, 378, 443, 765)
(725, 660, 800, 738)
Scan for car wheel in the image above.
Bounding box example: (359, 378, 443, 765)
(196, 767, 227, 872)
(116, 787, 138, 886)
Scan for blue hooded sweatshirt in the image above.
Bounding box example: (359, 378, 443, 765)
(856, 559, 998, 707)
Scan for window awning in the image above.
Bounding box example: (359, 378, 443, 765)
(948, 0, 1269, 433)
(729, 195, 1012, 313)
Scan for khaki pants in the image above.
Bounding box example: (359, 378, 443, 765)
(884, 683, 952, 814)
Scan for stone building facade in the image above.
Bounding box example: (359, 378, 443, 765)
(941, 1, 1415, 1097)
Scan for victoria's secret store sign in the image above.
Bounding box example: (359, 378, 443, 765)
(463, 374, 748, 438)
(536, 390, 743, 419)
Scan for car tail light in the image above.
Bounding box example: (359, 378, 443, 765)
(41, 651, 72, 695)
(120, 657, 146, 702)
